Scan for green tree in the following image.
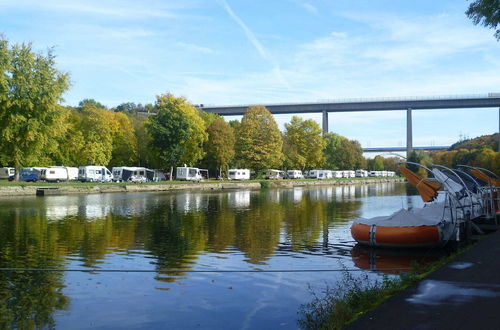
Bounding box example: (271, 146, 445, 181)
(108, 112, 138, 166)
(0, 38, 70, 170)
(324, 133, 365, 169)
(283, 116, 325, 170)
(466, 0, 500, 40)
(235, 105, 283, 171)
(373, 155, 385, 170)
(204, 117, 235, 177)
(78, 99, 106, 110)
(146, 94, 207, 178)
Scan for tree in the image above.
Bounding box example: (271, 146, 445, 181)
(146, 94, 207, 179)
(324, 133, 365, 169)
(466, 0, 500, 40)
(373, 155, 385, 171)
(283, 116, 325, 170)
(78, 99, 106, 110)
(204, 117, 235, 177)
(235, 105, 283, 171)
(108, 112, 138, 166)
(0, 38, 70, 170)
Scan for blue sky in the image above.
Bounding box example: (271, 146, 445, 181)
(1, 0, 499, 150)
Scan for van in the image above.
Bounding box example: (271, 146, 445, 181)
(78, 166, 112, 182)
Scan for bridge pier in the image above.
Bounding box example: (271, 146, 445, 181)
(322, 110, 328, 133)
(407, 108, 413, 155)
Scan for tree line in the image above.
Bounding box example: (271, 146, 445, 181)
(0, 37, 498, 178)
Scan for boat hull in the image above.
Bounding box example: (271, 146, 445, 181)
(351, 223, 442, 248)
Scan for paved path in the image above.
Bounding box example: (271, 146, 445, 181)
(346, 228, 500, 330)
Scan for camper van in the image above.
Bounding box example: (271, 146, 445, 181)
(41, 167, 78, 182)
(287, 170, 304, 179)
(78, 166, 112, 182)
(228, 169, 250, 180)
(264, 169, 284, 180)
(176, 166, 203, 182)
(0, 167, 15, 180)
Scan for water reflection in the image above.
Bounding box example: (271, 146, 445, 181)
(0, 183, 424, 329)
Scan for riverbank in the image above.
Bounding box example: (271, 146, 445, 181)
(0, 177, 405, 196)
(344, 228, 500, 330)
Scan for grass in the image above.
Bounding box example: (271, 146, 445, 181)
(297, 244, 474, 330)
(0, 176, 403, 187)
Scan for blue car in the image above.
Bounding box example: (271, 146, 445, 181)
(20, 169, 40, 182)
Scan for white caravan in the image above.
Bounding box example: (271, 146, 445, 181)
(369, 171, 382, 177)
(228, 169, 250, 180)
(79, 166, 112, 182)
(319, 170, 333, 179)
(387, 171, 396, 177)
(287, 170, 304, 179)
(176, 166, 203, 181)
(41, 167, 78, 182)
(342, 170, 355, 178)
(332, 171, 343, 178)
(264, 169, 284, 180)
(355, 170, 368, 177)
(0, 167, 16, 180)
(306, 169, 320, 179)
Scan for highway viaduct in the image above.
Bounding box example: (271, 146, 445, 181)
(199, 94, 500, 155)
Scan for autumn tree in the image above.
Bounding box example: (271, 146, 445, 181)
(108, 112, 138, 166)
(283, 116, 325, 170)
(235, 105, 283, 171)
(466, 0, 500, 40)
(203, 117, 235, 177)
(146, 94, 207, 179)
(0, 37, 70, 170)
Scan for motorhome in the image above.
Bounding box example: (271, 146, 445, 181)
(176, 166, 203, 181)
(112, 167, 148, 182)
(145, 169, 167, 182)
(355, 170, 369, 178)
(287, 170, 304, 179)
(228, 169, 250, 180)
(78, 166, 112, 182)
(41, 167, 78, 182)
(264, 169, 284, 180)
(0, 167, 15, 180)
(342, 170, 355, 178)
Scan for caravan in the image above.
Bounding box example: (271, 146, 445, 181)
(112, 167, 147, 182)
(0, 167, 15, 180)
(287, 170, 304, 179)
(176, 166, 203, 181)
(355, 169, 369, 177)
(41, 167, 78, 182)
(264, 169, 284, 180)
(228, 169, 250, 180)
(79, 166, 112, 182)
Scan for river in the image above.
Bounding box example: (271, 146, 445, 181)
(0, 182, 444, 329)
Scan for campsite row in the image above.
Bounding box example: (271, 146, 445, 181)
(0, 166, 397, 182)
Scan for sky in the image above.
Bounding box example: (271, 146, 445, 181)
(1, 0, 499, 151)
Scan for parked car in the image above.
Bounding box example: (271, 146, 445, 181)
(20, 169, 41, 182)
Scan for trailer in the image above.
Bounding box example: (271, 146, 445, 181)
(287, 170, 304, 179)
(355, 170, 369, 177)
(228, 169, 250, 180)
(78, 165, 113, 182)
(264, 169, 284, 180)
(332, 171, 343, 178)
(0, 167, 15, 180)
(41, 167, 78, 182)
(176, 166, 203, 181)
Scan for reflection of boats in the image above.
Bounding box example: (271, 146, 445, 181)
(350, 244, 444, 274)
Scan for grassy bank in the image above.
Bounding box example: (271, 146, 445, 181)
(298, 244, 473, 330)
(0, 176, 403, 187)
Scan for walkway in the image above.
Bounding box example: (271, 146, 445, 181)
(346, 228, 500, 330)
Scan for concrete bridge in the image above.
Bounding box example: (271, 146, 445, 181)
(199, 93, 500, 154)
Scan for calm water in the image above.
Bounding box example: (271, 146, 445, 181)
(0, 183, 442, 329)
